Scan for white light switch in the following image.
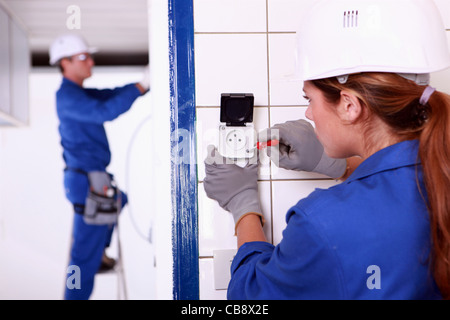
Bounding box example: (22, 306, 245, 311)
(213, 249, 237, 290)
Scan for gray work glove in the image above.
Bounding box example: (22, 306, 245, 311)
(259, 119, 347, 179)
(204, 145, 264, 229)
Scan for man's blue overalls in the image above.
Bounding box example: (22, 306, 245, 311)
(56, 77, 141, 299)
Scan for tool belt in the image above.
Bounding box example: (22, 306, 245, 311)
(67, 168, 121, 225)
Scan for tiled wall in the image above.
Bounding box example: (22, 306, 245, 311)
(194, 0, 450, 300)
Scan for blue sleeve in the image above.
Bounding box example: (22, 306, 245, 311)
(227, 207, 346, 300)
(57, 83, 141, 124)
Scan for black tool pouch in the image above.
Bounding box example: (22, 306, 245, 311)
(84, 171, 120, 225)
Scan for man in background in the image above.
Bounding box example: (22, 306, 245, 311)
(49, 33, 150, 300)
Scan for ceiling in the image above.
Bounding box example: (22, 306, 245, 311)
(1, 0, 149, 65)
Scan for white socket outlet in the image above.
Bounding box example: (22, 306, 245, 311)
(218, 124, 255, 159)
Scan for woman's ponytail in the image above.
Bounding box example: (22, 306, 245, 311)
(419, 90, 450, 299)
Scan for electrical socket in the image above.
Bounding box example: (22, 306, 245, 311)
(218, 124, 255, 159)
(226, 128, 246, 151)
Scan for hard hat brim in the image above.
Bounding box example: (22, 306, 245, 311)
(49, 47, 98, 66)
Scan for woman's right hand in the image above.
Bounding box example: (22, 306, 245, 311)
(258, 119, 347, 179)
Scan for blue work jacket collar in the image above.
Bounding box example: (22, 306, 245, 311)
(345, 139, 420, 184)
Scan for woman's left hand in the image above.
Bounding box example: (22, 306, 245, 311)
(203, 145, 264, 229)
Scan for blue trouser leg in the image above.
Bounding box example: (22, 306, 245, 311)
(63, 171, 126, 300)
(64, 213, 114, 300)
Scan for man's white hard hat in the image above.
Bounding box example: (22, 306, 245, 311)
(49, 34, 98, 66)
(296, 0, 450, 84)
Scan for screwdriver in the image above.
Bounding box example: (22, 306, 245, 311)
(256, 139, 279, 150)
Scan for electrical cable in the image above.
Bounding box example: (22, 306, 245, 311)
(124, 113, 153, 244)
(110, 111, 153, 300)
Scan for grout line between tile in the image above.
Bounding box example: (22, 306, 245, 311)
(194, 31, 296, 35)
(198, 178, 335, 184)
(196, 105, 309, 109)
(196, 105, 275, 109)
(265, 0, 275, 244)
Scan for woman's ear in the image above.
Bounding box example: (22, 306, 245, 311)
(338, 90, 363, 124)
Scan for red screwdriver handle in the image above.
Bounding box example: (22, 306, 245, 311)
(257, 139, 280, 150)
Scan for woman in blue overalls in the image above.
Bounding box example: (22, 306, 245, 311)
(204, 0, 450, 299)
(50, 34, 149, 300)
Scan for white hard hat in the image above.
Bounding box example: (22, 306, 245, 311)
(296, 0, 450, 83)
(49, 34, 98, 65)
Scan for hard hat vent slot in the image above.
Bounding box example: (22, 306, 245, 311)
(343, 10, 358, 28)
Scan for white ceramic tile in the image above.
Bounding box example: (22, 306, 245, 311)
(194, 0, 267, 33)
(198, 181, 272, 257)
(198, 182, 237, 256)
(269, 106, 311, 127)
(195, 34, 268, 106)
(196, 107, 221, 183)
(268, 0, 316, 32)
(434, 0, 450, 28)
(431, 69, 450, 94)
(271, 180, 339, 245)
(269, 33, 307, 106)
(431, 32, 450, 94)
(259, 181, 272, 242)
(199, 258, 228, 300)
(254, 108, 271, 180)
(196, 107, 270, 181)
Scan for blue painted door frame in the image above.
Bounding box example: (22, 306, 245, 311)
(168, 0, 199, 300)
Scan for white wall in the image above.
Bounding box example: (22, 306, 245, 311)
(0, 67, 156, 300)
(147, 0, 173, 300)
(0, 0, 174, 300)
(194, 0, 450, 300)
